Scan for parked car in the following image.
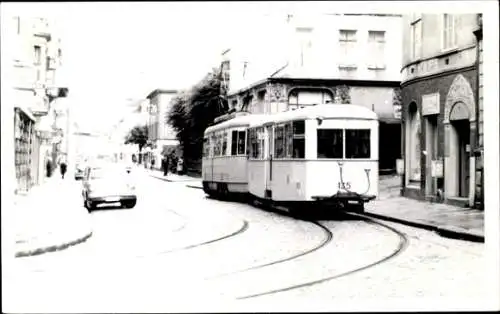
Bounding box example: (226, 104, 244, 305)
(82, 164, 137, 211)
(74, 164, 85, 180)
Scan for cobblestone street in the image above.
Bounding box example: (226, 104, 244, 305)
(4, 170, 491, 312)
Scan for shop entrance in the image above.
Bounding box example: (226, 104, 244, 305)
(449, 101, 471, 198)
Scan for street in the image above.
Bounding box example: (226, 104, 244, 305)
(4, 169, 489, 312)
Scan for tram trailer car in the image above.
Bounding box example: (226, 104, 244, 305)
(202, 112, 267, 198)
(246, 104, 379, 213)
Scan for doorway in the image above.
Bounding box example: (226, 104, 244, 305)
(451, 119, 470, 197)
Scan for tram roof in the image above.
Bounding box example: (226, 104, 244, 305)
(248, 104, 378, 127)
(204, 113, 268, 134)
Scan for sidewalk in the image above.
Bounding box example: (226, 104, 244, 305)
(146, 167, 203, 188)
(11, 175, 93, 258)
(146, 168, 483, 242)
(366, 175, 484, 242)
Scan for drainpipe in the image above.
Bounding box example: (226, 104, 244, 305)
(473, 14, 483, 208)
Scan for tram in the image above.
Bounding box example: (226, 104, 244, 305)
(202, 104, 379, 212)
(202, 111, 267, 198)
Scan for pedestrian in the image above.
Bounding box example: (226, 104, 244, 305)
(46, 159, 53, 177)
(162, 155, 169, 176)
(177, 157, 184, 175)
(60, 161, 67, 179)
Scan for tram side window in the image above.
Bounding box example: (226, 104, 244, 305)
(292, 120, 305, 159)
(274, 125, 284, 158)
(231, 131, 238, 155)
(214, 133, 221, 156)
(317, 129, 343, 158)
(285, 123, 292, 158)
(345, 129, 371, 159)
(231, 130, 247, 156)
(249, 129, 259, 158)
(203, 137, 209, 157)
(222, 132, 228, 156)
(237, 131, 246, 155)
(257, 127, 265, 159)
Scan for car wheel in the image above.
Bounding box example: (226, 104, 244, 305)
(123, 200, 136, 209)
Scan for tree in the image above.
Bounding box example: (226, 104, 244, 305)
(124, 124, 148, 164)
(392, 87, 402, 119)
(334, 85, 351, 104)
(167, 68, 229, 172)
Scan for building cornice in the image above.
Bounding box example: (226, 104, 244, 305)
(401, 44, 476, 72)
(146, 89, 178, 100)
(269, 77, 401, 88)
(401, 64, 476, 88)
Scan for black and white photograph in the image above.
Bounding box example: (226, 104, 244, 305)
(1, 1, 499, 312)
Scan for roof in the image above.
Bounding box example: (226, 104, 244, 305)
(146, 89, 178, 100)
(249, 104, 378, 127)
(204, 113, 268, 134)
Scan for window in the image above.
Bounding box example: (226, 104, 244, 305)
(203, 137, 209, 157)
(274, 125, 284, 158)
(231, 130, 246, 155)
(34, 46, 41, 65)
(411, 19, 422, 59)
(292, 120, 305, 158)
(237, 131, 246, 155)
(284, 123, 293, 157)
(443, 14, 456, 50)
(345, 129, 371, 159)
(249, 128, 259, 158)
(213, 133, 220, 156)
(368, 31, 386, 69)
(222, 132, 228, 156)
(296, 27, 313, 67)
(339, 30, 357, 68)
(257, 128, 265, 159)
(317, 129, 343, 158)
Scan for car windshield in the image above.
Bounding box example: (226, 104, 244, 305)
(90, 167, 129, 180)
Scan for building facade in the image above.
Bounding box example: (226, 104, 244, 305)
(9, 16, 68, 192)
(225, 13, 403, 172)
(146, 89, 179, 169)
(400, 13, 483, 208)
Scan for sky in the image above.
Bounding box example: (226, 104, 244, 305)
(4, 1, 493, 134)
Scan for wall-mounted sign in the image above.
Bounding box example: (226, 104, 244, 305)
(422, 93, 440, 116)
(396, 159, 404, 175)
(431, 159, 444, 178)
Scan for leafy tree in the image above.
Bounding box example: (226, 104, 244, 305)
(334, 85, 351, 104)
(167, 68, 229, 172)
(124, 124, 148, 164)
(392, 87, 402, 118)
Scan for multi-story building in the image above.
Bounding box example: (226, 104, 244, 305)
(400, 13, 482, 209)
(146, 89, 179, 169)
(225, 13, 403, 172)
(8, 16, 68, 192)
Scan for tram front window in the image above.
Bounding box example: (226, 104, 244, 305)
(345, 129, 371, 159)
(317, 129, 343, 158)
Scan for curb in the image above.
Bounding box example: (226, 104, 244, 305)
(362, 211, 484, 243)
(186, 184, 203, 190)
(15, 230, 93, 258)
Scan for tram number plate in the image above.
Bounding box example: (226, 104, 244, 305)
(338, 182, 351, 190)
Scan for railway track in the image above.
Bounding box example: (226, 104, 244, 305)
(237, 211, 409, 300)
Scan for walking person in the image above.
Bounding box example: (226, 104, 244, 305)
(60, 161, 67, 179)
(162, 155, 169, 176)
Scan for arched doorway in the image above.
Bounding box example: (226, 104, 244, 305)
(443, 74, 476, 206)
(449, 102, 471, 197)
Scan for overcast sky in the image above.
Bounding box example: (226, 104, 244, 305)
(4, 1, 491, 134)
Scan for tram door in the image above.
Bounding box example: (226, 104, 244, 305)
(264, 124, 274, 199)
